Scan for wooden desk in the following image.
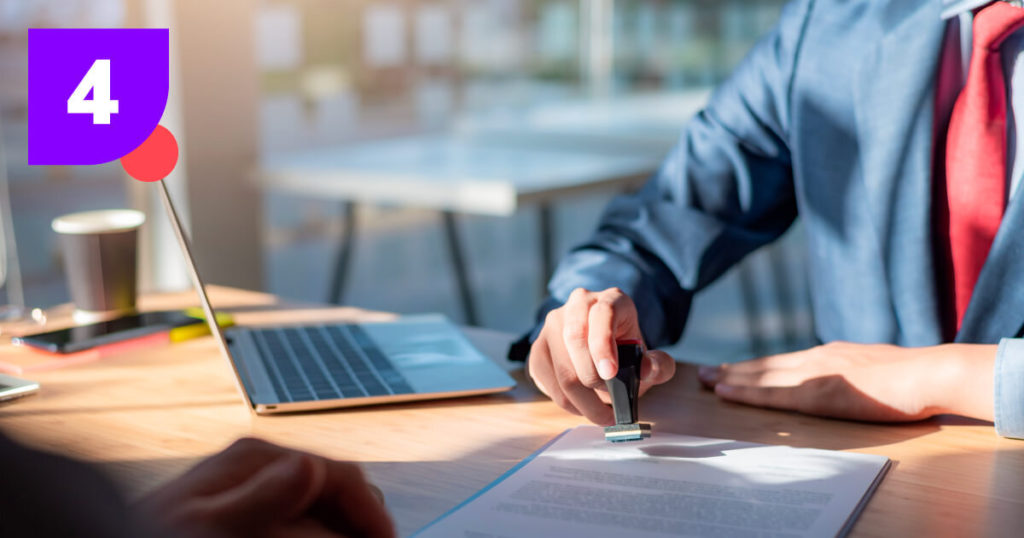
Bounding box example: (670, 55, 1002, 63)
(1, 287, 1022, 537)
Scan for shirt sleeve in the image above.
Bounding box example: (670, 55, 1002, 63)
(995, 338, 1024, 439)
(509, 0, 815, 361)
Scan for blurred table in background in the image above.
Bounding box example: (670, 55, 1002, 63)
(257, 91, 710, 326)
(259, 135, 658, 326)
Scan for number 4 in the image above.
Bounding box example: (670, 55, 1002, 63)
(67, 59, 119, 125)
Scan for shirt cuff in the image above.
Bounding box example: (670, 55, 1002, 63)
(995, 338, 1024, 439)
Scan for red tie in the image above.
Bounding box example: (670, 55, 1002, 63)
(942, 1, 1024, 330)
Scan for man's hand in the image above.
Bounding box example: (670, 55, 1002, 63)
(136, 437, 395, 538)
(527, 287, 676, 425)
(698, 341, 996, 422)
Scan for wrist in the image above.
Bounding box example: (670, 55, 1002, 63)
(920, 344, 996, 420)
(917, 345, 964, 416)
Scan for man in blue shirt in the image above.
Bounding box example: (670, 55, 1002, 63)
(516, 0, 1024, 438)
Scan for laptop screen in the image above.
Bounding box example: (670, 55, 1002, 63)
(155, 178, 255, 410)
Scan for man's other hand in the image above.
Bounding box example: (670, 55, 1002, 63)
(698, 341, 996, 422)
(136, 437, 396, 538)
(527, 287, 676, 424)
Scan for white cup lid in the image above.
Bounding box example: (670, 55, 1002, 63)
(52, 209, 146, 235)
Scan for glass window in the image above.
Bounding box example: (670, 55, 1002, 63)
(0, 0, 129, 310)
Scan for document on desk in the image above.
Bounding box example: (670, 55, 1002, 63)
(414, 426, 889, 538)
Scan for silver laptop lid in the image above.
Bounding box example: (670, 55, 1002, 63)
(156, 179, 256, 411)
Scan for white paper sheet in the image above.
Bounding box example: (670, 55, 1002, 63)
(415, 426, 890, 538)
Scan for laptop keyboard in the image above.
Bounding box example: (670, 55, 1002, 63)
(248, 324, 415, 402)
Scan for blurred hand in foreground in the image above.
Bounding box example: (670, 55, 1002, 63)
(136, 437, 395, 538)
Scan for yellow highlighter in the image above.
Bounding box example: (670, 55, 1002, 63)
(170, 307, 235, 343)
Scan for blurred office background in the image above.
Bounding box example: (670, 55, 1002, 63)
(0, 0, 813, 361)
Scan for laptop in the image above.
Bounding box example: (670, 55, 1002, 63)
(156, 181, 515, 414)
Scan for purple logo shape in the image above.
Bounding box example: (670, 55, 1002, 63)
(28, 28, 169, 165)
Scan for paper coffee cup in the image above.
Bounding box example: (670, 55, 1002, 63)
(52, 209, 145, 324)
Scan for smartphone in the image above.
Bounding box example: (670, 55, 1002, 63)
(0, 373, 39, 403)
(12, 310, 202, 354)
